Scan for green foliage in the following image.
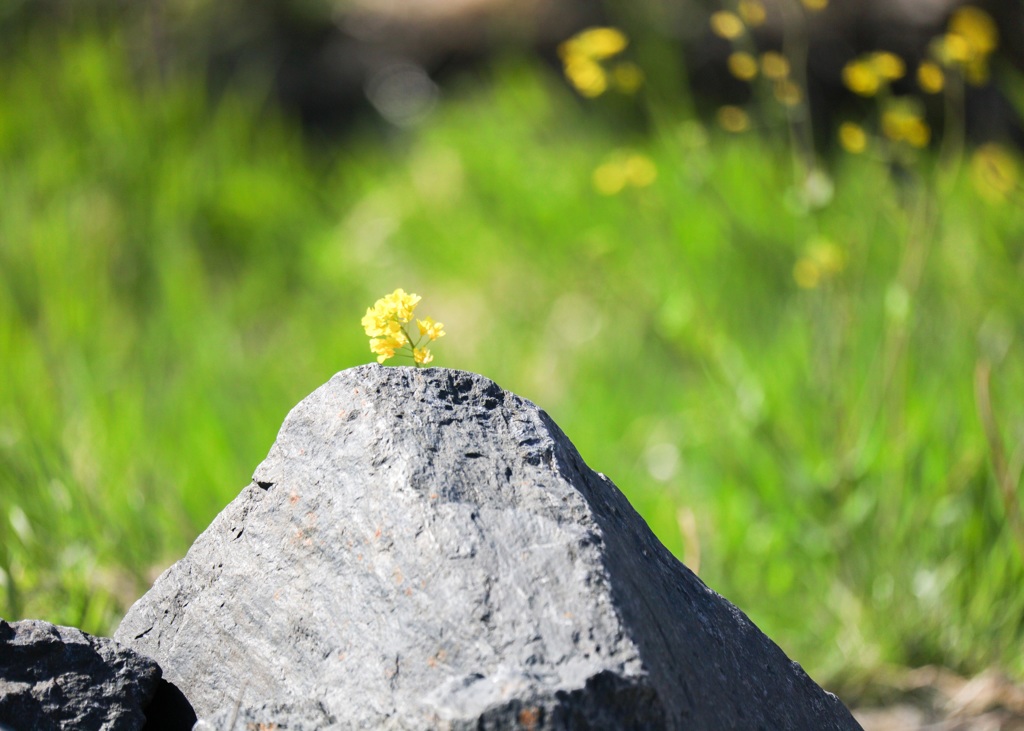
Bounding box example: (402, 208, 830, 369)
(2, 31, 1023, 701)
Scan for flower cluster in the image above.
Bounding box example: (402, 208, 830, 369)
(841, 51, 906, 97)
(361, 288, 445, 366)
(558, 27, 644, 98)
(711, 0, 815, 126)
(931, 5, 998, 86)
(836, 6, 998, 155)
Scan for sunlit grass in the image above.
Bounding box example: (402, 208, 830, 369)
(1, 30, 1023, 700)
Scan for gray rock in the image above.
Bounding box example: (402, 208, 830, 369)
(115, 365, 861, 730)
(0, 618, 162, 730)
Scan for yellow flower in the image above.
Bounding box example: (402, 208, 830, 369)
(761, 51, 790, 80)
(710, 11, 745, 40)
(936, 33, 972, 64)
(371, 334, 406, 364)
(413, 347, 434, 365)
(841, 51, 905, 96)
(842, 60, 880, 96)
(373, 288, 420, 323)
(917, 61, 944, 93)
(564, 56, 608, 97)
(717, 105, 750, 133)
(881, 107, 930, 148)
(970, 143, 1019, 203)
(363, 289, 444, 366)
(932, 8, 997, 86)
(417, 317, 445, 341)
(948, 6, 997, 57)
(838, 122, 867, 153)
(728, 52, 759, 81)
(801, 0, 828, 10)
(869, 51, 905, 81)
(559, 27, 640, 98)
(738, 0, 767, 27)
(559, 27, 628, 61)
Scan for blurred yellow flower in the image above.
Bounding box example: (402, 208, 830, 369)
(970, 143, 1019, 203)
(838, 122, 867, 153)
(728, 52, 759, 81)
(842, 51, 906, 96)
(738, 0, 767, 27)
(717, 105, 750, 133)
(917, 61, 945, 93)
(564, 56, 608, 98)
(761, 51, 790, 80)
(870, 51, 905, 81)
(801, 0, 828, 10)
(842, 60, 880, 96)
(558, 27, 628, 62)
(881, 107, 930, 148)
(936, 33, 971, 64)
(948, 6, 997, 56)
(933, 7, 998, 86)
(710, 11, 745, 40)
(559, 27, 641, 98)
(363, 288, 444, 366)
(593, 151, 657, 195)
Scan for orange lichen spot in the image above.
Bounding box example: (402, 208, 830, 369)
(518, 707, 541, 729)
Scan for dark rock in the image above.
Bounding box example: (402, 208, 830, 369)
(115, 365, 861, 730)
(0, 618, 163, 730)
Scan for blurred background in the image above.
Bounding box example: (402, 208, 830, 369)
(2, 0, 1024, 720)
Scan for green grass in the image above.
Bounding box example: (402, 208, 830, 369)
(2, 30, 1023, 699)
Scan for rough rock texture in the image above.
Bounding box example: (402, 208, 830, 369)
(0, 618, 162, 730)
(115, 365, 861, 730)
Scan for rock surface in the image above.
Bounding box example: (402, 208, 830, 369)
(115, 365, 861, 730)
(0, 618, 162, 730)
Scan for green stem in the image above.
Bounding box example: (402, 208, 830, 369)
(400, 324, 424, 367)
